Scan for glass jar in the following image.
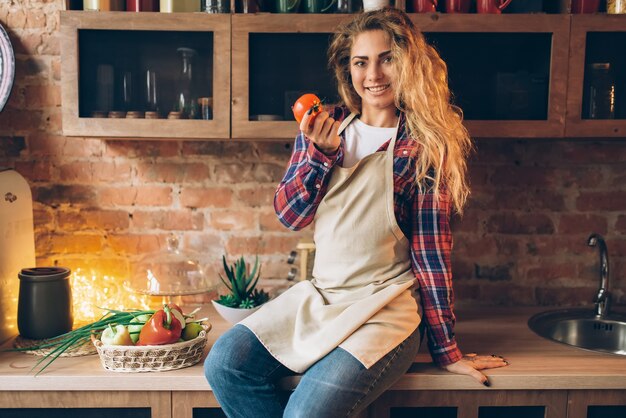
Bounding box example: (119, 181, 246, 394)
(587, 63, 616, 120)
(174, 47, 199, 119)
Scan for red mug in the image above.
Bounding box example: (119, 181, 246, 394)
(571, 0, 600, 13)
(445, 0, 469, 12)
(476, 0, 512, 13)
(126, 0, 158, 11)
(410, 0, 438, 13)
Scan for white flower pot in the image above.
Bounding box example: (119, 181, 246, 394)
(211, 300, 262, 325)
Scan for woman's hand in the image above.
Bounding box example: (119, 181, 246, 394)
(299, 109, 341, 155)
(443, 353, 509, 387)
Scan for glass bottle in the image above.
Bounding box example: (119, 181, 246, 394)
(174, 47, 199, 119)
(588, 63, 616, 120)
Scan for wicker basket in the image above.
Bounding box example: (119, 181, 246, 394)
(91, 323, 211, 372)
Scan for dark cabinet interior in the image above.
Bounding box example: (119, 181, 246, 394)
(391, 406, 458, 418)
(248, 33, 340, 121)
(78, 29, 214, 118)
(478, 405, 546, 418)
(0, 408, 151, 418)
(587, 405, 626, 418)
(425, 32, 551, 121)
(193, 408, 228, 418)
(582, 32, 626, 120)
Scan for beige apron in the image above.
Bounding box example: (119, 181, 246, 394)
(241, 113, 421, 373)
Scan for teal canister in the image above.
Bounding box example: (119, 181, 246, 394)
(17, 267, 73, 339)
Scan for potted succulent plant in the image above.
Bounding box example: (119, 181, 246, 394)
(211, 255, 270, 324)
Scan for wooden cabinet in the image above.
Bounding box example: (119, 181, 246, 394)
(58, 12, 625, 140)
(568, 390, 626, 418)
(231, 14, 351, 140)
(566, 15, 626, 138)
(2, 389, 624, 418)
(408, 14, 570, 139)
(60, 11, 231, 139)
(370, 390, 568, 418)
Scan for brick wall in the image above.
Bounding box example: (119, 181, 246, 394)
(1, 1, 624, 307)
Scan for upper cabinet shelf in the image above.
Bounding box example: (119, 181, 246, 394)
(409, 13, 570, 139)
(60, 11, 231, 139)
(233, 13, 569, 140)
(59, 12, 626, 140)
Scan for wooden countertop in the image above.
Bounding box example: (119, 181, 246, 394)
(1, 305, 625, 392)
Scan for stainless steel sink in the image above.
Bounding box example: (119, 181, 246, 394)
(528, 308, 626, 355)
(528, 234, 626, 355)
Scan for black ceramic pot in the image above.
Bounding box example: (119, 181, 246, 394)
(17, 267, 73, 339)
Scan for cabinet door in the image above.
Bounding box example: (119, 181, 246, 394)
(566, 15, 626, 137)
(370, 390, 568, 418)
(567, 390, 626, 418)
(60, 11, 230, 139)
(0, 391, 170, 418)
(409, 13, 569, 139)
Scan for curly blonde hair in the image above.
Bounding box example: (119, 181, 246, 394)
(328, 7, 472, 213)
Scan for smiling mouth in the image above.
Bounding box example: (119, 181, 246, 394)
(366, 84, 390, 93)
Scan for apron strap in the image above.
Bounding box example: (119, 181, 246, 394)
(337, 112, 358, 136)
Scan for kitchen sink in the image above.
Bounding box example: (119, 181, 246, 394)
(528, 308, 626, 355)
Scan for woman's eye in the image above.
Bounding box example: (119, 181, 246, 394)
(383, 56, 393, 64)
(353, 61, 366, 67)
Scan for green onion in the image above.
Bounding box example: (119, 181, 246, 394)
(3, 308, 155, 375)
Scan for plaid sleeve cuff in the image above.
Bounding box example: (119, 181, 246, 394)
(306, 139, 341, 168)
(430, 340, 463, 367)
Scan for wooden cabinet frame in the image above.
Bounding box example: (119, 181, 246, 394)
(0, 391, 171, 418)
(231, 14, 352, 140)
(566, 15, 626, 138)
(60, 11, 231, 139)
(408, 13, 570, 139)
(567, 390, 626, 418)
(172, 391, 221, 417)
(231, 14, 570, 140)
(370, 390, 568, 418)
(58, 13, 625, 140)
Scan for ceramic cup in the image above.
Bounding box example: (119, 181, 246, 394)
(362, 0, 389, 11)
(570, 0, 600, 13)
(476, 0, 512, 14)
(410, 0, 437, 13)
(445, 0, 469, 13)
(276, 0, 301, 12)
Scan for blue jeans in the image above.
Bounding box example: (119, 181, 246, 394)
(204, 324, 421, 418)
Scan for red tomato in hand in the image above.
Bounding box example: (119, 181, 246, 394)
(292, 94, 323, 124)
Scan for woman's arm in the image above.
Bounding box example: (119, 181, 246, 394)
(410, 184, 508, 385)
(274, 107, 346, 230)
(410, 186, 463, 367)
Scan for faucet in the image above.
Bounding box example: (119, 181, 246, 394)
(588, 233, 610, 317)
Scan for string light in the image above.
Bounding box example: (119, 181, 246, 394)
(70, 268, 152, 324)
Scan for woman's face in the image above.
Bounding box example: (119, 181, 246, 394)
(349, 30, 397, 116)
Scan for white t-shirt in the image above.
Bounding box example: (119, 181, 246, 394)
(342, 118, 396, 168)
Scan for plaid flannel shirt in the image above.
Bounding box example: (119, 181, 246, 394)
(274, 106, 463, 367)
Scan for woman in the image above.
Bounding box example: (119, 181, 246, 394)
(205, 7, 508, 417)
